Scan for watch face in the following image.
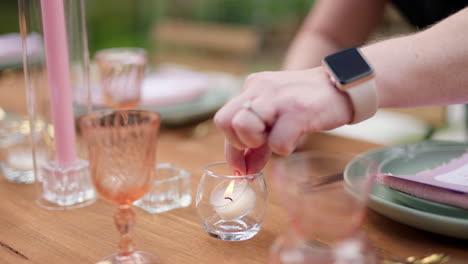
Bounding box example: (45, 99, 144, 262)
(323, 47, 373, 86)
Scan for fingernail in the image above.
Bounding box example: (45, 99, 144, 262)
(233, 143, 246, 150)
(284, 145, 295, 155)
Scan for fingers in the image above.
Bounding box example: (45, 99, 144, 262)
(244, 144, 271, 174)
(217, 94, 304, 160)
(225, 140, 271, 175)
(231, 108, 266, 148)
(214, 96, 248, 149)
(231, 99, 276, 148)
(216, 68, 353, 176)
(268, 114, 306, 155)
(224, 139, 246, 174)
(216, 95, 278, 150)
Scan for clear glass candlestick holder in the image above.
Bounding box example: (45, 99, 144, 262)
(196, 162, 268, 241)
(269, 151, 378, 264)
(19, 0, 96, 209)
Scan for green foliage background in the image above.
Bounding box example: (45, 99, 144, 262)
(1, 0, 313, 67)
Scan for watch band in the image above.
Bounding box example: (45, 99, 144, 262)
(345, 78, 378, 124)
(322, 47, 378, 124)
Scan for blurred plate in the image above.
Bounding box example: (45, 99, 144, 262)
(0, 33, 43, 71)
(0, 62, 22, 71)
(389, 189, 468, 219)
(140, 72, 240, 125)
(345, 141, 468, 239)
(74, 70, 241, 126)
(379, 145, 468, 218)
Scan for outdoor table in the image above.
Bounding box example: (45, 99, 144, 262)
(0, 71, 466, 264)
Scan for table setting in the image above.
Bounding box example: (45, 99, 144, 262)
(72, 63, 241, 127)
(348, 141, 468, 240)
(0, 0, 467, 263)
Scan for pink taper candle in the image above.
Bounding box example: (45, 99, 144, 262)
(40, 0, 77, 168)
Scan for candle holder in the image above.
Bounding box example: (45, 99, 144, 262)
(268, 151, 378, 264)
(134, 163, 191, 214)
(196, 162, 268, 241)
(0, 118, 44, 184)
(19, 0, 96, 209)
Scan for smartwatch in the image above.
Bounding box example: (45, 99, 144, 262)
(322, 47, 378, 124)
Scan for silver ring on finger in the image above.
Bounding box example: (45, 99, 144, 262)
(242, 100, 265, 123)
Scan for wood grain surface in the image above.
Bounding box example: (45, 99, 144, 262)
(0, 71, 466, 264)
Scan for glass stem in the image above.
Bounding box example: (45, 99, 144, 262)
(114, 205, 136, 257)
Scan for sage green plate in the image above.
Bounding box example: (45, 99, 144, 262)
(345, 141, 468, 239)
(74, 72, 240, 126)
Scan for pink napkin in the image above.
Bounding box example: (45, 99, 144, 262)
(378, 174, 468, 209)
(378, 153, 468, 209)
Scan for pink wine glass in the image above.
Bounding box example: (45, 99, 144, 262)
(269, 151, 378, 264)
(80, 109, 160, 264)
(95, 48, 147, 109)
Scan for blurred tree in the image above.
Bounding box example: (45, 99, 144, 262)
(0, 1, 20, 33)
(0, 0, 314, 70)
(86, 0, 158, 54)
(0, 0, 314, 46)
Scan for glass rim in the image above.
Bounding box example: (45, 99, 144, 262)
(94, 47, 148, 64)
(277, 150, 360, 165)
(79, 109, 160, 129)
(274, 150, 378, 184)
(94, 47, 147, 57)
(153, 163, 190, 184)
(377, 143, 468, 171)
(203, 162, 263, 180)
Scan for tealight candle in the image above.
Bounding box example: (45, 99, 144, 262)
(209, 179, 256, 220)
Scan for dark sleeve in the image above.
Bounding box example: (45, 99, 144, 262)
(391, 0, 468, 29)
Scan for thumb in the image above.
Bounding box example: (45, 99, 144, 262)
(224, 139, 247, 174)
(245, 143, 271, 174)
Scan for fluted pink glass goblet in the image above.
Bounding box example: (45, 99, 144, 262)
(80, 110, 160, 264)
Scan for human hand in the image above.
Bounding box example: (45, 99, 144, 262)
(214, 67, 353, 174)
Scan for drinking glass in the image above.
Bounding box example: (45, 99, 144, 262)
(94, 48, 147, 109)
(196, 162, 268, 241)
(80, 110, 160, 264)
(269, 151, 378, 264)
(0, 117, 46, 184)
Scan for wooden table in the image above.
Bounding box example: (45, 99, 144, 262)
(0, 71, 466, 263)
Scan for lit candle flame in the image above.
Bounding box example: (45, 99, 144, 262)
(224, 180, 236, 201)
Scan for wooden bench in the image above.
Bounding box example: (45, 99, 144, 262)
(153, 19, 260, 74)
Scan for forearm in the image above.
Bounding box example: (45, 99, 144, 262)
(283, 32, 342, 70)
(284, 0, 386, 70)
(362, 8, 468, 108)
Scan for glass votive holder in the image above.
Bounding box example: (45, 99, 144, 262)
(0, 118, 48, 184)
(196, 162, 268, 241)
(134, 163, 191, 214)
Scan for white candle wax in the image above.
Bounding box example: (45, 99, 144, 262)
(7, 150, 47, 171)
(210, 179, 256, 220)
